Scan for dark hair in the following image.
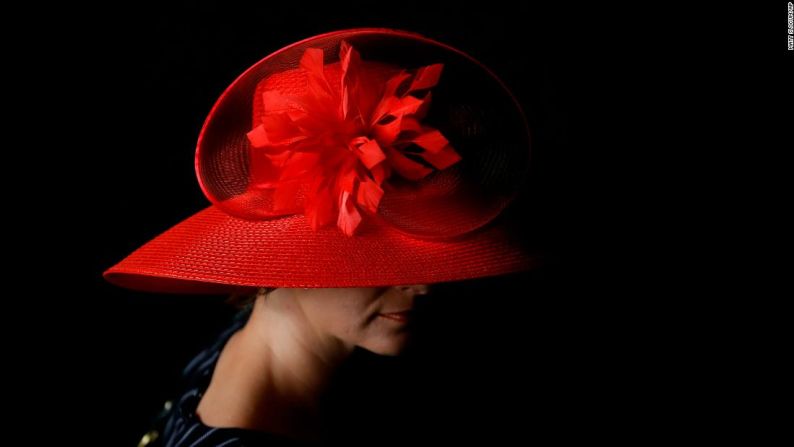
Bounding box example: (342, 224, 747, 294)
(225, 287, 276, 310)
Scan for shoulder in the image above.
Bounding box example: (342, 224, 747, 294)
(143, 309, 301, 446)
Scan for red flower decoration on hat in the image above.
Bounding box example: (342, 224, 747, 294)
(246, 41, 461, 236)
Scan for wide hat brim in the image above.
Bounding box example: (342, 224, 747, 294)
(103, 206, 539, 294)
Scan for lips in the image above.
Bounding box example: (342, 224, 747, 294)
(378, 310, 413, 323)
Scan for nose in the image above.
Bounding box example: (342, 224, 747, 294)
(396, 284, 429, 296)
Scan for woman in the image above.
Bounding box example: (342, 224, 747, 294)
(201, 286, 427, 441)
(105, 28, 537, 446)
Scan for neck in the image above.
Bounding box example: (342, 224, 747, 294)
(197, 289, 354, 441)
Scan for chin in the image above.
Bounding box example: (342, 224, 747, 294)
(359, 335, 411, 356)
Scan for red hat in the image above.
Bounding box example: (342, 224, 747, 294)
(103, 28, 538, 294)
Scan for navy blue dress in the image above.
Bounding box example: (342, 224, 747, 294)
(140, 309, 317, 447)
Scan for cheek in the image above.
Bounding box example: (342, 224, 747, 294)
(332, 302, 382, 341)
(310, 290, 384, 342)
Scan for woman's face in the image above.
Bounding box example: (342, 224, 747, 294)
(294, 286, 429, 356)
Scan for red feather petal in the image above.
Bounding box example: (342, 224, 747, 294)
(247, 124, 271, 148)
(417, 144, 462, 170)
(300, 48, 335, 102)
(355, 138, 387, 169)
(337, 190, 362, 236)
(356, 177, 384, 214)
(411, 129, 449, 154)
(385, 146, 433, 180)
(408, 63, 444, 92)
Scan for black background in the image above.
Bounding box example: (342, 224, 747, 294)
(16, 2, 713, 445)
